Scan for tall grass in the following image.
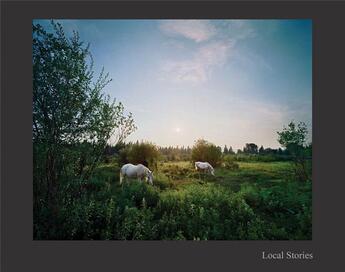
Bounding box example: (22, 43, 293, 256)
(34, 160, 311, 240)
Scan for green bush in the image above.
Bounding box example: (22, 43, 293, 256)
(119, 142, 159, 169)
(118, 181, 160, 209)
(222, 155, 240, 170)
(233, 154, 291, 162)
(161, 164, 192, 179)
(156, 184, 266, 240)
(152, 173, 175, 190)
(117, 207, 158, 240)
(239, 181, 312, 240)
(191, 139, 222, 167)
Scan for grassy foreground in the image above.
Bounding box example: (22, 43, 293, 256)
(34, 160, 312, 240)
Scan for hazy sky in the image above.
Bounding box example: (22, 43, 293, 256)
(34, 19, 312, 150)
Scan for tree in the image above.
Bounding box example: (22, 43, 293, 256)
(126, 142, 159, 169)
(243, 143, 258, 154)
(277, 121, 310, 181)
(191, 139, 222, 167)
(216, 146, 222, 155)
(259, 145, 265, 155)
(33, 21, 136, 203)
(223, 145, 229, 154)
(228, 146, 235, 154)
(278, 148, 283, 155)
(277, 121, 308, 149)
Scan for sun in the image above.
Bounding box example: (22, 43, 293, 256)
(175, 127, 181, 133)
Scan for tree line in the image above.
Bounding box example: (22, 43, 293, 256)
(102, 120, 312, 183)
(104, 140, 310, 163)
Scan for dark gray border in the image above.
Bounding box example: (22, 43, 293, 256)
(2, 1, 345, 272)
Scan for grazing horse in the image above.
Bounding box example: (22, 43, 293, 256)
(119, 163, 154, 185)
(194, 161, 215, 176)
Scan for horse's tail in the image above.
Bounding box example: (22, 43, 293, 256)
(119, 170, 123, 185)
(194, 162, 198, 170)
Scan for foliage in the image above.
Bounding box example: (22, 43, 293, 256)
(222, 155, 240, 170)
(34, 160, 311, 240)
(243, 143, 258, 154)
(158, 146, 192, 161)
(277, 121, 309, 149)
(191, 139, 222, 167)
(277, 121, 311, 181)
(223, 145, 235, 155)
(231, 154, 292, 162)
(33, 21, 136, 230)
(156, 184, 266, 240)
(239, 181, 312, 239)
(118, 141, 159, 169)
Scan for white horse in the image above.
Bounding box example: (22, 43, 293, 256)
(119, 163, 154, 185)
(195, 161, 215, 176)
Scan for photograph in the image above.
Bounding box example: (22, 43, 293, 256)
(33, 19, 312, 240)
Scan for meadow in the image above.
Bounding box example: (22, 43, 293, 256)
(34, 158, 312, 240)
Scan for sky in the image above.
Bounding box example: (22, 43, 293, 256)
(34, 19, 312, 150)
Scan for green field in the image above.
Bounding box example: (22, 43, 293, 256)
(36, 160, 311, 240)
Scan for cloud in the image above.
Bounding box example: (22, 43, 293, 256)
(162, 60, 208, 83)
(161, 41, 233, 84)
(158, 20, 260, 84)
(159, 20, 216, 42)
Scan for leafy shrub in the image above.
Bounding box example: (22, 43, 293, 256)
(58, 194, 117, 240)
(222, 155, 240, 170)
(119, 142, 159, 169)
(117, 207, 158, 240)
(161, 164, 192, 179)
(156, 184, 266, 240)
(191, 139, 222, 167)
(240, 181, 312, 240)
(233, 154, 291, 162)
(118, 181, 160, 209)
(152, 174, 175, 190)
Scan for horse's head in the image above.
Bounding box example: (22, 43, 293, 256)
(147, 170, 154, 185)
(209, 165, 215, 176)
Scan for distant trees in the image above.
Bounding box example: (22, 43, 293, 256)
(243, 143, 258, 154)
(33, 21, 136, 208)
(228, 146, 235, 154)
(223, 145, 235, 155)
(158, 145, 192, 161)
(259, 145, 264, 154)
(277, 121, 311, 181)
(191, 139, 222, 167)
